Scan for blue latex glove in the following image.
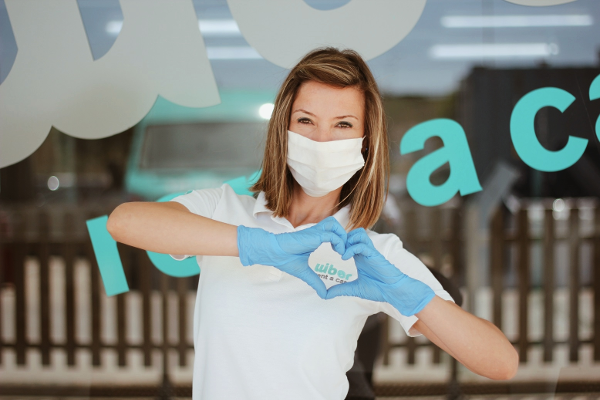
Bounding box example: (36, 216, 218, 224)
(237, 216, 347, 298)
(325, 228, 435, 316)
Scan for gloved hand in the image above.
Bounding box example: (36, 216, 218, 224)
(237, 216, 347, 298)
(325, 228, 435, 316)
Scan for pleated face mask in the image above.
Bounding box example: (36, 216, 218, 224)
(286, 130, 365, 198)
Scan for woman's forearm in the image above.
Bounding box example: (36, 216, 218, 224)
(107, 201, 239, 257)
(415, 296, 519, 380)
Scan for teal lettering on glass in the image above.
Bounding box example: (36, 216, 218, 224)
(400, 118, 482, 207)
(86, 215, 129, 296)
(224, 169, 262, 196)
(146, 171, 261, 275)
(86, 171, 262, 296)
(590, 74, 600, 141)
(510, 87, 588, 172)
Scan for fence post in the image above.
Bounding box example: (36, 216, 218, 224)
(141, 252, 153, 367)
(404, 208, 417, 252)
(490, 207, 504, 331)
(404, 208, 418, 367)
(159, 273, 172, 400)
(177, 277, 188, 367)
(450, 208, 462, 288)
(116, 243, 129, 367)
(14, 211, 26, 365)
(86, 211, 102, 366)
(0, 207, 6, 365)
(594, 206, 600, 361)
(64, 212, 76, 366)
(517, 208, 530, 363)
(380, 315, 390, 366)
(543, 208, 555, 362)
(431, 207, 442, 364)
(406, 336, 416, 365)
(569, 207, 580, 362)
(38, 211, 51, 366)
(448, 206, 463, 400)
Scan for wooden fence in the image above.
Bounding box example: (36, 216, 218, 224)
(374, 197, 600, 396)
(375, 202, 463, 369)
(1, 198, 599, 397)
(0, 204, 196, 398)
(488, 199, 600, 364)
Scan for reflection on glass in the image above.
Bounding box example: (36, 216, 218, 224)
(139, 122, 265, 171)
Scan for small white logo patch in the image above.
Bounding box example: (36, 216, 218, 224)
(308, 243, 358, 289)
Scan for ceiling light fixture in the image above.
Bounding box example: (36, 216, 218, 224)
(441, 14, 593, 28)
(430, 43, 559, 59)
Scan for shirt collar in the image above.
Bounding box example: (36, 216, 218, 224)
(253, 191, 351, 230)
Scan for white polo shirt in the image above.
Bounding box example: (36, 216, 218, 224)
(170, 183, 454, 400)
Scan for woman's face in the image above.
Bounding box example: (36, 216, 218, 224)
(289, 80, 365, 142)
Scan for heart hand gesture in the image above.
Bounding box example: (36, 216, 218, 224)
(237, 216, 347, 298)
(325, 228, 435, 316)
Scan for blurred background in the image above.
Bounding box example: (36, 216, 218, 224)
(1, 0, 600, 399)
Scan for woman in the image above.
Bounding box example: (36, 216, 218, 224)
(107, 48, 518, 400)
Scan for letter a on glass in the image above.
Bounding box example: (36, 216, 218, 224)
(401, 119, 482, 207)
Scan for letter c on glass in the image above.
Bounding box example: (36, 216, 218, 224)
(510, 87, 588, 172)
(590, 74, 600, 141)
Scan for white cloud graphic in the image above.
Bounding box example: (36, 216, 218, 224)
(0, 0, 220, 169)
(227, 0, 428, 69)
(4, 0, 572, 169)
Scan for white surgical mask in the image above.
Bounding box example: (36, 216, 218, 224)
(287, 130, 365, 197)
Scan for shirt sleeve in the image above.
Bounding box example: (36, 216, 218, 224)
(167, 187, 224, 260)
(373, 233, 456, 338)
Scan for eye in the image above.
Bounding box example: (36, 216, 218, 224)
(337, 121, 353, 128)
(298, 117, 312, 124)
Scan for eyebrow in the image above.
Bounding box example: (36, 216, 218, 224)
(292, 108, 359, 120)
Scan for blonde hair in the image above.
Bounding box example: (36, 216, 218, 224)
(250, 47, 389, 230)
